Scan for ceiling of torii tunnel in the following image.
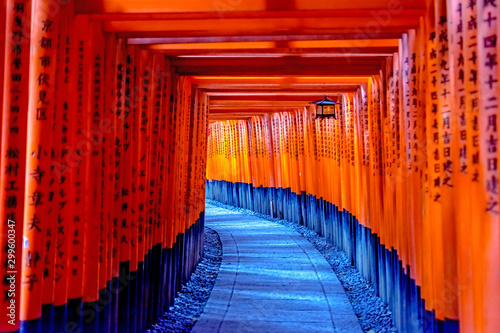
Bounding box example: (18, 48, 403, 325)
(1, 0, 499, 333)
(77, 0, 426, 121)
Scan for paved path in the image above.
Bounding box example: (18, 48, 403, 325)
(192, 204, 363, 333)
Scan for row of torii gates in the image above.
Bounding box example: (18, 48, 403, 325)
(0, 0, 499, 332)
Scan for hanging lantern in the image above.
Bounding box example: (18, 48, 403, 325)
(310, 96, 340, 119)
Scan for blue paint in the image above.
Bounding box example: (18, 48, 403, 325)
(18, 215, 205, 333)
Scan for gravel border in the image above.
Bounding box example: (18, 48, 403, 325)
(206, 199, 397, 333)
(148, 227, 223, 333)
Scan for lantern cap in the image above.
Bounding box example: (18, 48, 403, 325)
(310, 96, 340, 106)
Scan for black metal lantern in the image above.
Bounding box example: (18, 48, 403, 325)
(310, 96, 340, 119)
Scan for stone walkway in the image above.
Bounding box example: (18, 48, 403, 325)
(192, 204, 363, 333)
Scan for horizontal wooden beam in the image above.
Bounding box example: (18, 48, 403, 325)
(177, 66, 381, 76)
(198, 85, 360, 92)
(77, 1, 426, 15)
(172, 56, 384, 67)
(206, 91, 347, 96)
(210, 108, 303, 113)
(123, 31, 406, 40)
(210, 110, 307, 116)
(182, 68, 380, 76)
(105, 17, 420, 38)
(191, 76, 368, 94)
(128, 35, 401, 45)
(106, 17, 420, 33)
(210, 104, 311, 110)
(209, 117, 266, 122)
(144, 49, 397, 58)
(87, 9, 426, 20)
(191, 76, 370, 83)
(173, 57, 383, 76)
(208, 118, 251, 123)
(139, 39, 399, 56)
(150, 41, 275, 50)
(208, 94, 340, 101)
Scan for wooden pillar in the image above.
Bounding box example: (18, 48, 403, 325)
(0, 0, 32, 329)
(21, 0, 60, 321)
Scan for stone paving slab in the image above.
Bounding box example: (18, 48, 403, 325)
(192, 204, 363, 333)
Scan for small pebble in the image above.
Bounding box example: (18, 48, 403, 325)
(147, 227, 223, 333)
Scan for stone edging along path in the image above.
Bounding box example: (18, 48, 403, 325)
(149, 201, 397, 333)
(203, 200, 397, 333)
(192, 203, 362, 333)
(148, 227, 223, 333)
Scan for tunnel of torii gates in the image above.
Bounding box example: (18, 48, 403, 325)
(0, 0, 499, 332)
